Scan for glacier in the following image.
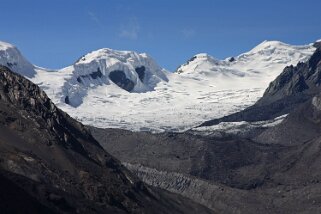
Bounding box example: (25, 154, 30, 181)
(0, 40, 316, 132)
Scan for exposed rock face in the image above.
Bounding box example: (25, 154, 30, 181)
(109, 70, 135, 92)
(255, 93, 321, 145)
(258, 47, 321, 105)
(77, 68, 103, 84)
(0, 65, 211, 214)
(135, 66, 145, 82)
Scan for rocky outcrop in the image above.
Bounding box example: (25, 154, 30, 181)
(109, 70, 135, 92)
(258, 47, 321, 106)
(135, 66, 145, 82)
(255, 93, 321, 145)
(76, 68, 103, 84)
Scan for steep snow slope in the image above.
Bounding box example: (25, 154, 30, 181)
(0, 41, 316, 132)
(0, 41, 36, 77)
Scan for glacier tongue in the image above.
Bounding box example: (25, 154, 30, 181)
(0, 40, 317, 132)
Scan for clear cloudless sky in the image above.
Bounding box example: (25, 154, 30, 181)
(0, 0, 321, 71)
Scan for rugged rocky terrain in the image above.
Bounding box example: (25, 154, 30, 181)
(0, 65, 211, 213)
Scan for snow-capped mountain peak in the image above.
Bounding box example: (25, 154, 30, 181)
(176, 53, 225, 75)
(176, 40, 315, 84)
(247, 40, 288, 53)
(33, 47, 169, 107)
(74, 48, 168, 88)
(0, 41, 14, 50)
(0, 41, 35, 77)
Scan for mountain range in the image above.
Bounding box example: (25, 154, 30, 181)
(0, 40, 316, 132)
(2, 39, 321, 213)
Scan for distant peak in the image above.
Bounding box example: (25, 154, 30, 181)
(75, 47, 147, 65)
(0, 41, 16, 51)
(0, 40, 35, 78)
(258, 40, 285, 45)
(194, 53, 210, 58)
(249, 40, 288, 53)
(314, 39, 321, 49)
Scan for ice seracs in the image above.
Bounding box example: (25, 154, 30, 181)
(74, 48, 168, 92)
(61, 48, 169, 106)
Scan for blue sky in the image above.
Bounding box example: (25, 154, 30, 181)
(0, 0, 321, 71)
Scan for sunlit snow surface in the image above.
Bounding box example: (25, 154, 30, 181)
(0, 40, 316, 132)
(58, 74, 263, 132)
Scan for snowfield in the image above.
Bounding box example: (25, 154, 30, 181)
(0, 40, 316, 132)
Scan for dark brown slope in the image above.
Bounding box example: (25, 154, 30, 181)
(90, 126, 321, 213)
(90, 94, 321, 213)
(199, 41, 321, 127)
(90, 128, 279, 190)
(0, 170, 54, 214)
(0, 66, 211, 214)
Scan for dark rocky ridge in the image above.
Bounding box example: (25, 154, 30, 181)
(135, 66, 145, 82)
(199, 42, 321, 127)
(0, 65, 211, 213)
(255, 93, 321, 145)
(109, 70, 135, 92)
(108, 66, 147, 92)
